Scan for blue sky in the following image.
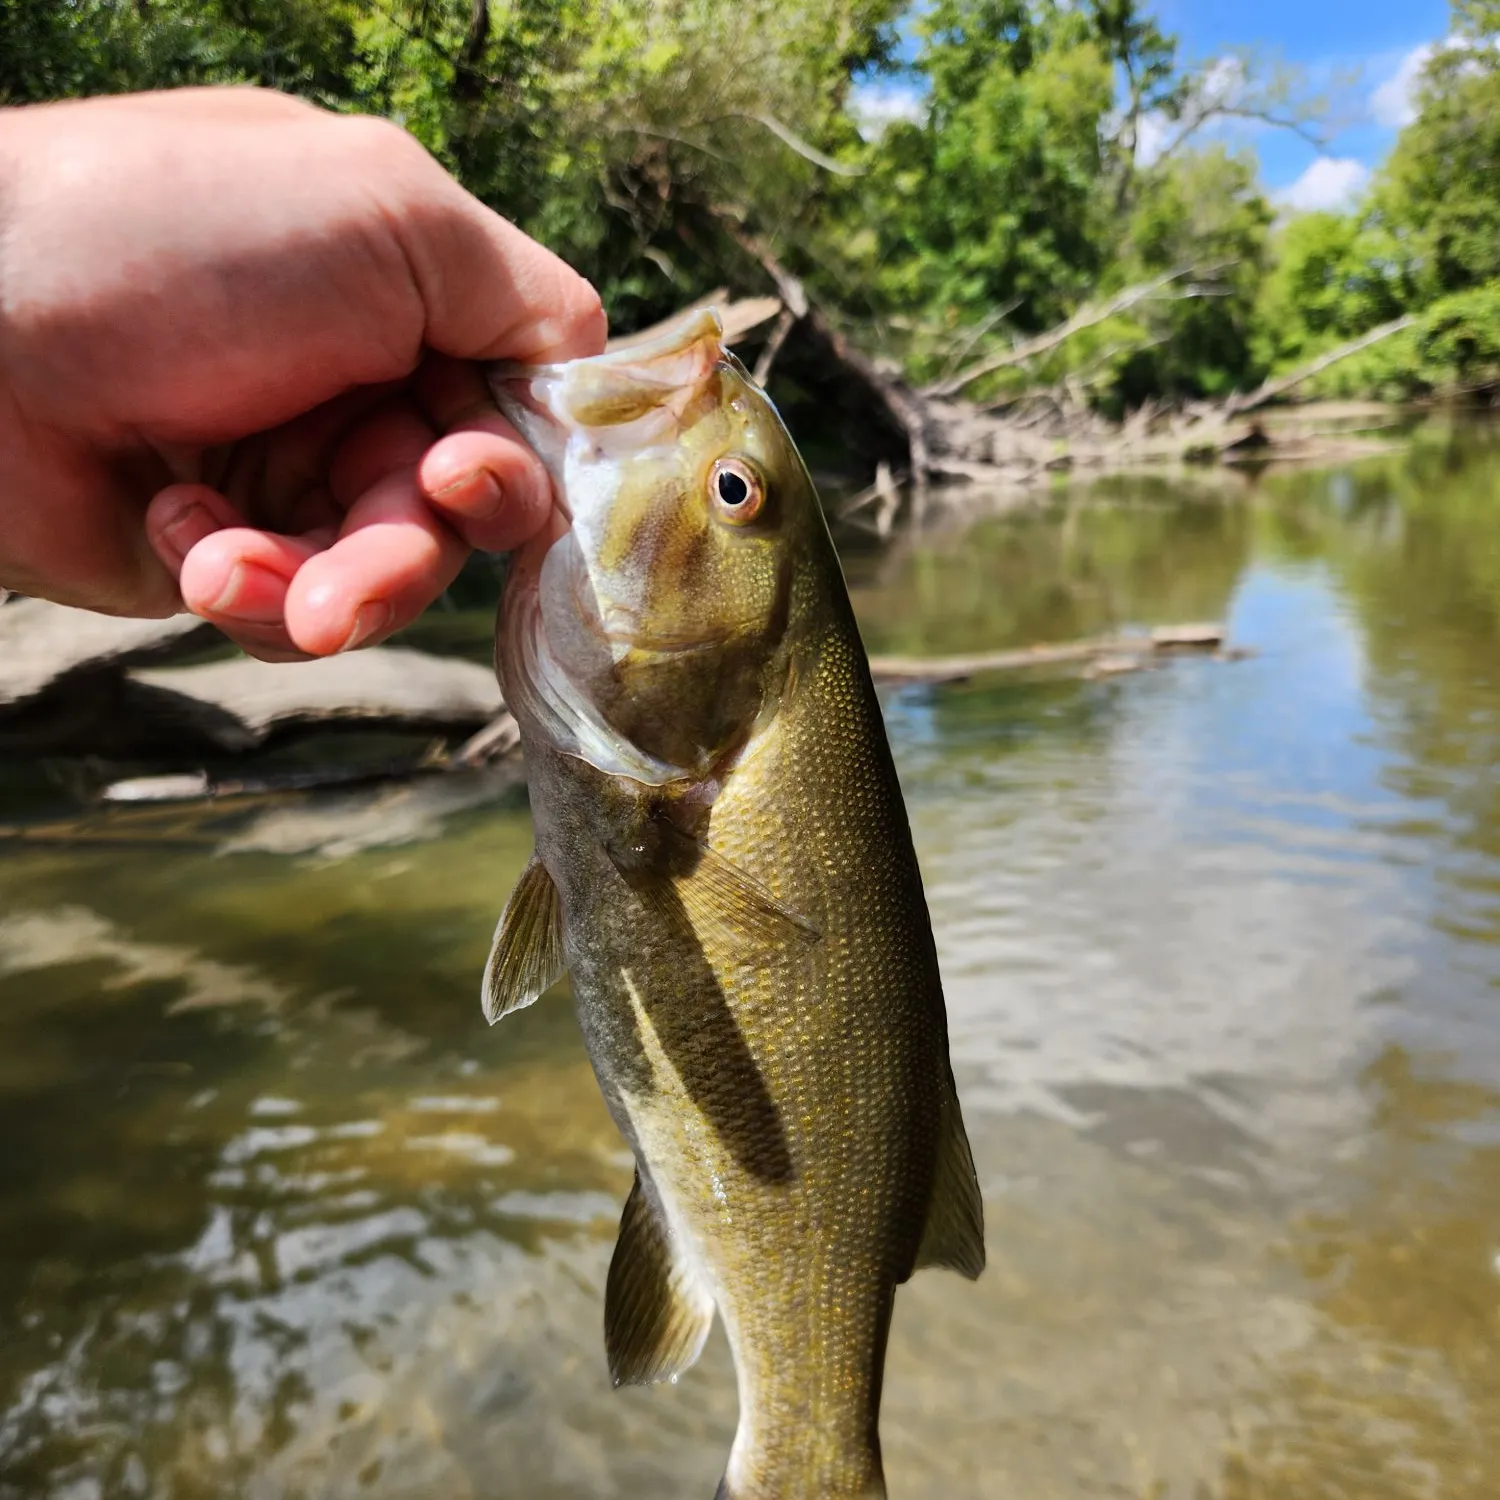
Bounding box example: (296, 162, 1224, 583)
(1155, 0, 1451, 204)
(854, 0, 1454, 211)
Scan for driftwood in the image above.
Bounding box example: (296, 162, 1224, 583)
(1222, 315, 1417, 417)
(869, 623, 1229, 685)
(0, 592, 1240, 813)
(86, 622, 1238, 802)
(924, 264, 1231, 399)
(98, 760, 444, 805)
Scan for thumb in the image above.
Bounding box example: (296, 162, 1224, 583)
(367, 119, 608, 365)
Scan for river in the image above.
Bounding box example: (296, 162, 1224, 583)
(2, 419, 1499, 1499)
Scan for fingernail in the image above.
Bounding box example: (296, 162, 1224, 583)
(207, 562, 288, 624)
(157, 497, 219, 563)
(434, 466, 504, 520)
(339, 600, 393, 653)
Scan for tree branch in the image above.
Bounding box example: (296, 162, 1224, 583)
(753, 305, 798, 384)
(453, 0, 490, 100)
(1154, 104, 1324, 166)
(1224, 316, 1417, 416)
(718, 111, 865, 176)
(924, 264, 1231, 398)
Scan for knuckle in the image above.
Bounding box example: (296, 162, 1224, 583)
(340, 113, 430, 175)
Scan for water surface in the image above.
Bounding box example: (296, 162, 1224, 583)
(3, 423, 1500, 1499)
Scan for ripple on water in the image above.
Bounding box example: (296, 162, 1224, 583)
(9, 439, 1500, 1496)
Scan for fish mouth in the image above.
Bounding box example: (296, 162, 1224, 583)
(488, 308, 725, 470)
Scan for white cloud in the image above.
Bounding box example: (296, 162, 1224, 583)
(1135, 111, 1170, 167)
(1277, 156, 1371, 212)
(1200, 54, 1249, 107)
(849, 82, 927, 140)
(1371, 42, 1435, 128)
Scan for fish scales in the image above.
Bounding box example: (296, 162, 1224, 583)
(482, 309, 983, 1499)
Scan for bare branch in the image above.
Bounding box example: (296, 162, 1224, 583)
(1224, 316, 1417, 416)
(1154, 105, 1325, 166)
(716, 111, 865, 176)
(924, 264, 1233, 399)
(936, 298, 1023, 381)
(613, 122, 732, 164)
(753, 306, 798, 384)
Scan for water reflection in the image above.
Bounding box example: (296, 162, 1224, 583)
(4, 422, 1500, 1496)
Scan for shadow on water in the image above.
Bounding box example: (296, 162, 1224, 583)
(5, 419, 1500, 1495)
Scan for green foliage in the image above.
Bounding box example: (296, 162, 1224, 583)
(828, 3, 1117, 343)
(1417, 283, 1500, 388)
(1379, 32, 1500, 295)
(1252, 212, 1412, 373)
(5, 0, 1498, 406)
(1111, 146, 1272, 402)
(1247, 0, 1500, 400)
(806, 0, 1283, 399)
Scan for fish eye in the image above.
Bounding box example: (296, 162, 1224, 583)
(709, 457, 765, 525)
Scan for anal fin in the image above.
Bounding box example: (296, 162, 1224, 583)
(482, 852, 566, 1023)
(605, 1172, 715, 1386)
(912, 1077, 986, 1280)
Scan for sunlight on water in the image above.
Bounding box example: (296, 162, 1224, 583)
(4, 421, 1500, 1498)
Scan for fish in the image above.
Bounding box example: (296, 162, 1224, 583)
(482, 308, 984, 1500)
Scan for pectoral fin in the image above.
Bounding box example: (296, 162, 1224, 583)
(911, 1080, 986, 1280)
(607, 818, 820, 959)
(482, 853, 566, 1024)
(605, 1173, 715, 1386)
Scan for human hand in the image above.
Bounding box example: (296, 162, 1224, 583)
(0, 87, 605, 659)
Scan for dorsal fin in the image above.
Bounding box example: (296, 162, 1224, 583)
(911, 1078, 986, 1280)
(482, 853, 566, 1023)
(605, 1172, 715, 1386)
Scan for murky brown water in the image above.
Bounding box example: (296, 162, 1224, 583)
(4, 421, 1500, 1499)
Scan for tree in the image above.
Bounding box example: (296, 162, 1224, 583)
(819, 0, 1120, 360)
(1378, 14, 1500, 295)
(1252, 211, 1412, 373)
(1112, 145, 1272, 401)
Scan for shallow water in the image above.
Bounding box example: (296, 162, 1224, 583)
(4, 422, 1500, 1499)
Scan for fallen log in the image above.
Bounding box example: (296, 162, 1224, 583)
(99, 760, 443, 804)
(868, 622, 1230, 685)
(632, 265, 1415, 512)
(1222, 316, 1418, 418)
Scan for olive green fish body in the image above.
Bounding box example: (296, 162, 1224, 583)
(484, 313, 982, 1499)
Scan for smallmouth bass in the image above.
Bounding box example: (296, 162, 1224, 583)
(483, 309, 983, 1499)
